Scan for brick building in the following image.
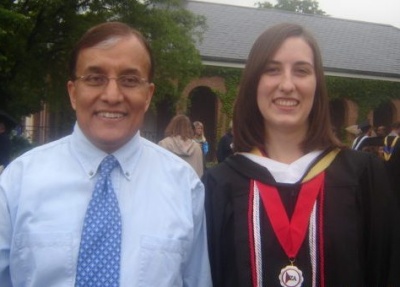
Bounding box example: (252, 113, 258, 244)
(29, 1, 400, 160)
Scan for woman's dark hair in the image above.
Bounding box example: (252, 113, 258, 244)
(233, 23, 341, 153)
(68, 21, 154, 82)
(164, 114, 194, 141)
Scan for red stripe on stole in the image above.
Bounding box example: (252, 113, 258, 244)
(318, 179, 325, 287)
(248, 180, 258, 287)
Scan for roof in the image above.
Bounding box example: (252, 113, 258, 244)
(186, 1, 400, 82)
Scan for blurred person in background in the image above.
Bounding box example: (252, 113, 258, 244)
(193, 121, 209, 156)
(216, 120, 233, 163)
(193, 120, 209, 171)
(159, 114, 204, 177)
(383, 121, 400, 206)
(0, 121, 11, 171)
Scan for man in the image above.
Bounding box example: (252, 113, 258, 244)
(0, 111, 17, 171)
(351, 121, 372, 151)
(383, 121, 400, 205)
(0, 121, 11, 171)
(216, 121, 233, 163)
(387, 121, 400, 137)
(0, 22, 211, 286)
(376, 125, 387, 138)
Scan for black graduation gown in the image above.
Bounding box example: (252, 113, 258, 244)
(203, 148, 399, 287)
(216, 132, 234, 163)
(358, 136, 384, 156)
(0, 132, 11, 167)
(383, 135, 400, 206)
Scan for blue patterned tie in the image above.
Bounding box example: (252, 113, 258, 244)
(76, 155, 122, 287)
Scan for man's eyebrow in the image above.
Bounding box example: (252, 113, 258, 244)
(119, 68, 141, 75)
(84, 66, 105, 74)
(81, 67, 143, 75)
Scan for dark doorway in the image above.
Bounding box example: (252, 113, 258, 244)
(373, 101, 394, 129)
(329, 99, 346, 140)
(188, 87, 217, 162)
(155, 97, 176, 142)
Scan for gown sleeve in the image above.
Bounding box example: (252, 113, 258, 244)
(361, 154, 400, 285)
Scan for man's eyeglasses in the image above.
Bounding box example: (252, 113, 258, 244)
(75, 74, 149, 89)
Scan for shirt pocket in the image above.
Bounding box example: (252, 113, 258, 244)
(138, 235, 188, 287)
(12, 232, 74, 287)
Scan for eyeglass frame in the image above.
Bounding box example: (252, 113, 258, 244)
(74, 73, 150, 89)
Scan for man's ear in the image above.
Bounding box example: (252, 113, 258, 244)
(67, 81, 77, 111)
(144, 83, 155, 112)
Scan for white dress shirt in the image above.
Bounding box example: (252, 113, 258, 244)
(0, 124, 211, 287)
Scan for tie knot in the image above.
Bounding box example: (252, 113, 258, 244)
(99, 155, 118, 177)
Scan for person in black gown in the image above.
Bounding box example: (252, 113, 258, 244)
(202, 23, 399, 287)
(0, 121, 11, 170)
(383, 121, 400, 206)
(216, 121, 233, 163)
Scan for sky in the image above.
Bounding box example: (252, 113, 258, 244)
(196, 0, 400, 28)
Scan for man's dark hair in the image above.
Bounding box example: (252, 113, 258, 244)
(68, 21, 154, 82)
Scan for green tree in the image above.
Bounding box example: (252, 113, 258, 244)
(0, 0, 205, 138)
(256, 0, 326, 15)
(256, 1, 274, 9)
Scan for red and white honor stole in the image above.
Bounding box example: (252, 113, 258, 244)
(248, 148, 340, 287)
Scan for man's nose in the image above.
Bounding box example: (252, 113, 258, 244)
(101, 78, 123, 103)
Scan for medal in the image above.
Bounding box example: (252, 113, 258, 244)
(257, 172, 325, 286)
(279, 264, 304, 287)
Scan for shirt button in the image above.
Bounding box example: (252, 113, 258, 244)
(125, 172, 130, 177)
(89, 171, 94, 176)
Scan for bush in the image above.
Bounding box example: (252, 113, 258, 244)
(10, 134, 34, 160)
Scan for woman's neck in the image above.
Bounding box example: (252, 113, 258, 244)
(263, 127, 307, 164)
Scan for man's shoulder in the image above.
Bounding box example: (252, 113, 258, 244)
(1, 135, 73, 182)
(362, 136, 383, 146)
(141, 138, 201, 179)
(12, 135, 71, 163)
(385, 135, 400, 144)
(141, 136, 186, 161)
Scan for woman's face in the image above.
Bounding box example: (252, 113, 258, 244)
(195, 125, 203, 136)
(256, 36, 316, 135)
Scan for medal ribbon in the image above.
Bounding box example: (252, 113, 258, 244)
(257, 172, 325, 259)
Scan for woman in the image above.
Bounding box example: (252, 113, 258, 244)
(203, 23, 398, 287)
(159, 114, 204, 177)
(193, 121, 209, 156)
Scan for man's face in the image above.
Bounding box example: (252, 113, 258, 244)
(67, 36, 154, 153)
(0, 122, 5, 134)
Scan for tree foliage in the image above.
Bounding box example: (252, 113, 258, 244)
(0, 0, 205, 137)
(326, 76, 400, 119)
(256, 0, 326, 15)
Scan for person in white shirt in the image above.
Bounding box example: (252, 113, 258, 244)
(0, 21, 211, 287)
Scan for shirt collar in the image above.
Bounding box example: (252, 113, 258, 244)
(70, 123, 142, 180)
